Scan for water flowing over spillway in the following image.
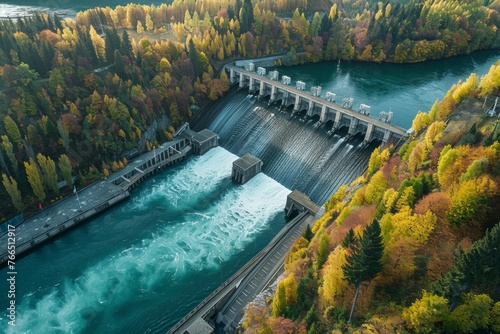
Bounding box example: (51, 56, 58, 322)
(1, 148, 290, 334)
(194, 90, 378, 204)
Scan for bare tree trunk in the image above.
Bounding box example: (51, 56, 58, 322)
(348, 283, 360, 323)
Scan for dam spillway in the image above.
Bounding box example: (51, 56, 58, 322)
(193, 88, 380, 204)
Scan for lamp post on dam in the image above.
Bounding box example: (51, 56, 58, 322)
(226, 64, 410, 145)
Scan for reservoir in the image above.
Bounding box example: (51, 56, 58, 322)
(1, 50, 499, 333)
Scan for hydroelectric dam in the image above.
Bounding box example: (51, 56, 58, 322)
(167, 62, 410, 333)
(3, 52, 498, 334)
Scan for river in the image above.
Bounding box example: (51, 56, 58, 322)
(0, 0, 171, 18)
(1, 50, 499, 334)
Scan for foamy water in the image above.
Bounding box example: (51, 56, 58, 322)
(4, 147, 290, 334)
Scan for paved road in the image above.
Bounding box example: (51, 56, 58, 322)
(218, 214, 315, 332)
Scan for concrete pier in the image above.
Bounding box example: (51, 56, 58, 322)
(183, 129, 219, 155)
(285, 190, 320, 218)
(232, 154, 263, 184)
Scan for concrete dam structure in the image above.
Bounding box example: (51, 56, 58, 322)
(225, 64, 410, 145)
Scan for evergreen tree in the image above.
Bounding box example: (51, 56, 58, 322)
(2, 173, 23, 212)
(302, 224, 313, 241)
(240, 0, 254, 33)
(342, 219, 384, 322)
(341, 228, 357, 249)
(188, 38, 202, 77)
(433, 223, 500, 308)
(24, 157, 46, 203)
(120, 30, 133, 58)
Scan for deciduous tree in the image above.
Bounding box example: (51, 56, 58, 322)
(24, 157, 46, 202)
(37, 153, 59, 195)
(2, 174, 23, 212)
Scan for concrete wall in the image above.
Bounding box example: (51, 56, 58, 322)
(234, 55, 283, 68)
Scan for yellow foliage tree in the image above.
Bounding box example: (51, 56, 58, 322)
(137, 21, 144, 34)
(364, 171, 387, 204)
(381, 206, 436, 245)
(89, 25, 105, 61)
(282, 274, 298, 305)
(402, 291, 449, 333)
(320, 245, 348, 308)
(366, 147, 390, 176)
(478, 64, 500, 97)
(111, 161, 119, 172)
(412, 111, 432, 135)
(452, 73, 478, 103)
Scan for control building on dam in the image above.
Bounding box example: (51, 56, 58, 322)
(225, 64, 410, 145)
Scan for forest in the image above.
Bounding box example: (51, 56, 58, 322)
(242, 62, 500, 333)
(0, 0, 499, 221)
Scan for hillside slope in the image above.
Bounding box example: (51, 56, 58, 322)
(243, 60, 500, 333)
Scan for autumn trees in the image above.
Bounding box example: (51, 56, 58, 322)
(255, 57, 500, 332)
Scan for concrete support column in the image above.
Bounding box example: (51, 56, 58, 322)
(249, 76, 255, 91)
(270, 85, 277, 102)
(383, 129, 392, 144)
(259, 80, 265, 96)
(293, 95, 301, 112)
(229, 69, 235, 84)
(307, 99, 314, 117)
(348, 118, 359, 135)
(333, 111, 343, 129)
(364, 123, 374, 142)
(282, 91, 289, 106)
(239, 73, 245, 88)
(320, 105, 327, 122)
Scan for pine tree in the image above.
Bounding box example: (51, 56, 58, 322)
(24, 157, 45, 202)
(341, 228, 357, 249)
(2, 173, 23, 212)
(302, 224, 313, 242)
(342, 219, 384, 322)
(240, 0, 254, 33)
(120, 30, 133, 58)
(433, 223, 500, 309)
